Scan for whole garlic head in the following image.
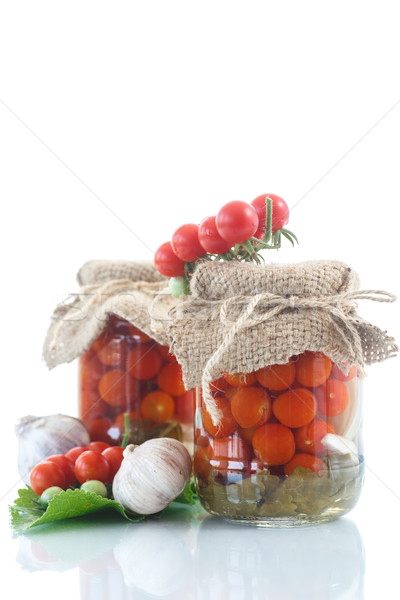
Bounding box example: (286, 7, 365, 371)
(112, 438, 192, 515)
(15, 414, 90, 483)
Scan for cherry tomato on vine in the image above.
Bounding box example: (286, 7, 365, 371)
(30, 461, 66, 495)
(251, 193, 290, 238)
(75, 450, 110, 484)
(154, 241, 186, 277)
(198, 216, 232, 254)
(171, 223, 205, 262)
(216, 201, 259, 244)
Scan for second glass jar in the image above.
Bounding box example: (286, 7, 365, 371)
(78, 315, 194, 451)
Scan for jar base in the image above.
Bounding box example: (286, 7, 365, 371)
(223, 514, 341, 528)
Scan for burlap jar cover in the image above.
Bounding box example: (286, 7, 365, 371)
(43, 260, 174, 368)
(165, 260, 398, 426)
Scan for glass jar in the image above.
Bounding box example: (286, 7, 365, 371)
(79, 314, 194, 451)
(194, 351, 364, 526)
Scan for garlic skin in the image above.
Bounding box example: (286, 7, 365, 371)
(112, 438, 192, 515)
(15, 414, 90, 483)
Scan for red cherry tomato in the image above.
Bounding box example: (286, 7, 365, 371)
(157, 362, 186, 396)
(154, 242, 186, 277)
(126, 346, 163, 380)
(46, 454, 76, 488)
(87, 417, 117, 445)
(174, 390, 195, 424)
(102, 446, 124, 480)
(75, 451, 110, 484)
(30, 461, 66, 495)
(87, 441, 110, 453)
(171, 223, 205, 262)
(65, 446, 87, 462)
(216, 201, 259, 243)
(251, 193, 290, 238)
(198, 216, 232, 254)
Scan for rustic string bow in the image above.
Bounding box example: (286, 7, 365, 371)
(201, 289, 397, 426)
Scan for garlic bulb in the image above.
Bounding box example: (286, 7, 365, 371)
(112, 438, 192, 515)
(15, 414, 90, 483)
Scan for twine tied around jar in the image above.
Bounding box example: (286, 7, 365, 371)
(49, 279, 147, 351)
(43, 260, 173, 369)
(201, 289, 397, 427)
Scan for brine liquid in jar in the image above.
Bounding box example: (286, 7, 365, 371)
(78, 315, 194, 451)
(194, 352, 364, 526)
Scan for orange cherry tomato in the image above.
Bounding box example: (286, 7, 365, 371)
(158, 345, 176, 362)
(273, 388, 317, 428)
(174, 391, 195, 424)
(315, 379, 349, 417)
(209, 377, 229, 394)
(223, 371, 257, 387)
(79, 389, 108, 422)
(230, 387, 271, 428)
(256, 360, 296, 391)
(284, 453, 325, 476)
(202, 398, 237, 438)
(195, 428, 210, 447)
(252, 423, 296, 466)
(330, 363, 358, 382)
(194, 447, 212, 483)
(157, 362, 186, 396)
(126, 346, 163, 380)
(92, 330, 126, 366)
(141, 391, 175, 423)
(79, 351, 104, 391)
(294, 419, 336, 455)
(238, 426, 259, 445)
(296, 352, 332, 387)
(98, 369, 138, 407)
(113, 411, 142, 433)
(208, 434, 252, 476)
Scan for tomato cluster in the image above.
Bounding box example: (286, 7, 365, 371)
(154, 193, 290, 277)
(79, 315, 194, 445)
(29, 441, 125, 495)
(194, 352, 357, 483)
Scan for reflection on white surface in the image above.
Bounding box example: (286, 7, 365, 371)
(16, 509, 364, 599)
(196, 517, 365, 600)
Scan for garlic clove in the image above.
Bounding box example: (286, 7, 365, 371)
(112, 438, 192, 515)
(15, 414, 90, 483)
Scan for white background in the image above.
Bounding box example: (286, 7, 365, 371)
(1, 1, 400, 598)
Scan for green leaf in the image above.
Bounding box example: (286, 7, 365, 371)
(280, 229, 295, 247)
(10, 478, 199, 533)
(281, 228, 299, 244)
(10, 486, 144, 532)
(173, 480, 198, 505)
